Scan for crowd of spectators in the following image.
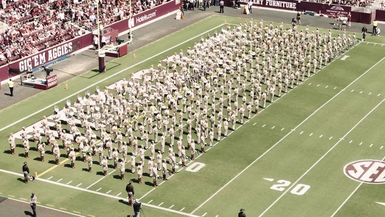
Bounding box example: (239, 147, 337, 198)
(0, 0, 168, 66)
(47, 0, 166, 31)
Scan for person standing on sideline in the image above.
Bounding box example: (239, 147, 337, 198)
(30, 193, 37, 217)
(362, 26, 367, 40)
(296, 12, 301, 25)
(238, 208, 246, 217)
(291, 18, 296, 28)
(126, 182, 135, 205)
(22, 162, 35, 183)
(7, 79, 14, 96)
(248, 0, 253, 14)
(8, 133, 16, 154)
(132, 199, 142, 217)
(372, 20, 378, 35)
(219, 0, 224, 13)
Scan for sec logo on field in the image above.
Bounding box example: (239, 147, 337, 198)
(344, 160, 385, 184)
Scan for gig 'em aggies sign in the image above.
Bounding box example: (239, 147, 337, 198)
(18, 42, 73, 72)
(344, 160, 385, 184)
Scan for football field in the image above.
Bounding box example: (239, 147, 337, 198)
(1, 15, 385, 217)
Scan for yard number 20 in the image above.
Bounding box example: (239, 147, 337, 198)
(270, 180, 311, 196)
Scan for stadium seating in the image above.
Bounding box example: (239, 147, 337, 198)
(0, 0, 168, 66)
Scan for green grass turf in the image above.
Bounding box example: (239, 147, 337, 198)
(1, 14, 385, 217)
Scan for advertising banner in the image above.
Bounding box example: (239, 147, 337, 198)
(108, 0, 181, 34)
(7, 33, 93, 73)
(242, 0, 297, 10)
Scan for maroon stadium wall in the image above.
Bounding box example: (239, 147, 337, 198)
(107, 0, 181, 33)
(0, 0, 181, 82)
(0, 63, 7, 82)
(375, 9, 385, 21)
(0, 33, 93, 82)
(9, 33, 94, 73)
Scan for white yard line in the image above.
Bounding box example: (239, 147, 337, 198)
(6, 197, 84, 217)
(258, 98, 385, 217)
(364, 41, 385, 46)
(0, 168, 200, 217)
(190, 54, 385, 214)
(86, 169, 116, 189)
(340, 55, 350, 61)
(330, 155, 385, 217)
(0, 23, 226, 133)
(140, 88, 293, 200)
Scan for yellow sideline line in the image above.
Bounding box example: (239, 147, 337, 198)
(37, 158, 69, 178)
(37, 140, 100, 178)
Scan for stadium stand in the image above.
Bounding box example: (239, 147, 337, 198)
(0, 0, 169, 66)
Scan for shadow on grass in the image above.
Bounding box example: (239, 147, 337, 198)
(3, 150, 12, 154)
(96, 171, 105, 176)
(145, 181, 155, 187)
(113, 174, 124, 180)
(24, 211, 33, 216)
(17, 178, 26, 183)
(118, 199, 130, 206)
(89, 62, 121, 78)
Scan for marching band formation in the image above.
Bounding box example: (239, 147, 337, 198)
(8, 21, 356, 187)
